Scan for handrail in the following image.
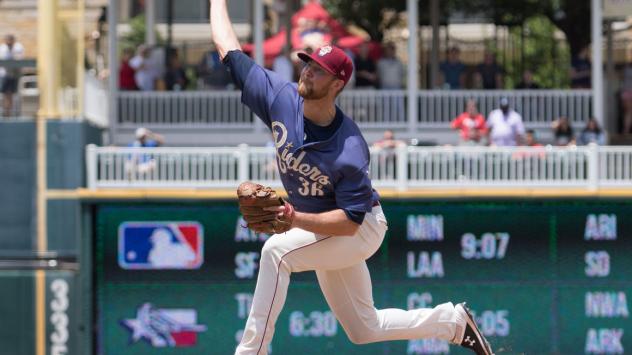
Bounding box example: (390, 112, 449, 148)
(86, 144, 631, 190)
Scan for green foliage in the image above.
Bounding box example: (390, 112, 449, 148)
(505, 16, 571, 88)
(120, 14, 164, 52)
(324, 0, 589, 77)
(324, 0, 406, 41)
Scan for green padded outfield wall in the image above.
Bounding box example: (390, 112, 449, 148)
(0, 121, 36, 255)
(0, 120, 102, 256)
(95, 199, 632, 355)
(0, 120, 102, 355)
(47, 121, 103, 255)
(0, 270, 81, 355)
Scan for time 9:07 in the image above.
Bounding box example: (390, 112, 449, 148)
(461, 233, 510, 260)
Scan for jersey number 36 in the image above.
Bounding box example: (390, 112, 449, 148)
(298, 177, 324, 196)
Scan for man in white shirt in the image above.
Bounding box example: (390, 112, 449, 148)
(129, 44, 158, 91)
(0, 34, 25, 117)
(486, 97, 525, 146)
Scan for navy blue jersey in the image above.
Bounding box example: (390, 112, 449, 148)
(224, 50, 379, 224)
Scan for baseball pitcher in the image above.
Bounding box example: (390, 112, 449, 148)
(209, 1, 494, 354)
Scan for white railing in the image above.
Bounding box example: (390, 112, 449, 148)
(86, 144, 632, 190)
(418, 90, 592, 127)
(396, 145, 593, 188)
(337, 89, 408, 127)
(116, 91, 253, 127)
(599, 146, 632, 186)
(113, 89, 591, 129)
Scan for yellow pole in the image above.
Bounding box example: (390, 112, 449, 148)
(36, 0, 59, 354)
(38, 0, 60, 119)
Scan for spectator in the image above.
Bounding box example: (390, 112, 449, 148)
(515, 70, 540, 89)
(620, 59, 632, 134)
(354, 42, 377, 88)
(579, 118, 605, 145)
(439, 47, 466, 89)
(451, 99, 487, 145)
(476, 50, 504, 89)
(119, 47, 137, 90)
(0, 34, 25, 117)
(377, 43, 404, 89)
(197, 45, 231, 89)
(570, 47, 591, 89)
(372, 130, 406, 180)
(273, 46, 294, 83)
(129, 44, 158, 91)
(551, 116, 575, 146)
(130, 127, 164, 148)
(486, 97, 525, 146)
(377, 42, 405, 121)
(164, 52, 188, 91)
(524, 129, 543, 147)
(372, 129, 406, 150)
(512, 129, 545, 161)
(126, 127, 165, 176)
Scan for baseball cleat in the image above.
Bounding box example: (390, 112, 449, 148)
(456, 303, 494, 355)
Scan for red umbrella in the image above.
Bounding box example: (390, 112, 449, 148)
(243, 0, 369, 63)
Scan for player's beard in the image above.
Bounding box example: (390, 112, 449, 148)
(298, 78, 329, 100)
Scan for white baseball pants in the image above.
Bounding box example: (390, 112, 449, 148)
(235, 206, 464, 355)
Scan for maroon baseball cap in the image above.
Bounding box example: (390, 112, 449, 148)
(298, 45, 353, 85)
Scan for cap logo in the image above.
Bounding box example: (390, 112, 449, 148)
(318, 46, 332, 57)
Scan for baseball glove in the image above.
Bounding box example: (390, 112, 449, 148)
(237, 181, 295, 234)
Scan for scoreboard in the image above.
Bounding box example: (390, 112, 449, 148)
(95, 199, 632, 354)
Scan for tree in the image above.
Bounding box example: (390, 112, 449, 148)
(120, 14, 164, 52)
(449, 0, 590, 58)
(325, 0, 591, 58)
(324, 0, 404, 42)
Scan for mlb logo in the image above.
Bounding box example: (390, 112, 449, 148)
(121, 303, 207, 348)
(119, 222, 204, 270)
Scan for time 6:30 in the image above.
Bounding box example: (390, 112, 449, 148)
(461, 233, 510, 260)
(289, 310, 337, 337)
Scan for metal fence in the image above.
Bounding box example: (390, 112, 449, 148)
(113, 89, 591, 129)
(86, 144, 631, 190)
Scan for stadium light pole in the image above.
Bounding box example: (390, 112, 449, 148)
(591, 0, 604, 130)
(407, 0, 419, 134)
(253, 0, 266, 133)
(108, 0, 118, 145)
(254, 0, 264, 66)
(429, 0, 439, 89)
(146, 0, 156, 46)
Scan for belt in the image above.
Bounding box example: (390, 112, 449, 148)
(372, 200, 380, 207)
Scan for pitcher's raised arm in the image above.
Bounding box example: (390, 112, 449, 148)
(209, 0, 241, 59)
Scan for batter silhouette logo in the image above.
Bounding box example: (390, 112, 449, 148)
(118, 221, 204, 270)
(121, 303, 207, 347)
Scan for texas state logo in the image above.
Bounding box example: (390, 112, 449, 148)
(319, 45, 332, 56)
(120, 303, 207, 348)
(118, 221, 204, 270)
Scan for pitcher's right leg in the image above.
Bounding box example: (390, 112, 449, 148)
(316, 263, 464, 345)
